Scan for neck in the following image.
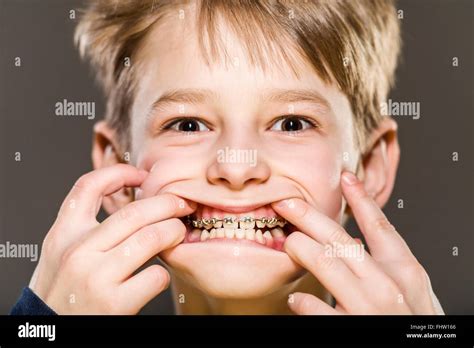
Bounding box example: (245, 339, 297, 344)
(170, 273, 332, 315)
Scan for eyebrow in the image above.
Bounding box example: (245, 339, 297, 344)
(148, 88, 219, 116)
(263, 88, 331, 112)
(147, 87, 331, 117)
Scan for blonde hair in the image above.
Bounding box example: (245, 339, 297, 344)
(75, 0, 401, 152)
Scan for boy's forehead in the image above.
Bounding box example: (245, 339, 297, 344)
(135, 12, 336, 105)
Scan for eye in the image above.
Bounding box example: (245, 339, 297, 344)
(163, 117, 210, 132)
(270, 116, 317, 132)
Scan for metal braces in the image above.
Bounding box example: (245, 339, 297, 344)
(188, 216, 286, 229)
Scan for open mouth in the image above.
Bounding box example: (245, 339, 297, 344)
(180, 203, 296, 252)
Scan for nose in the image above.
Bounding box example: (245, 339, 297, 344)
(207, 146, 270, 191)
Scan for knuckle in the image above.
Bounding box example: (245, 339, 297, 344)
(161, 193, 180, 212)
(357, 189, 372, 201)
(114, 163, 131, 171)
(327, 227, 352, 246)
(403, 262, 427, 284)
(73, 173, 95, 193)
(134, 225, 164, 249)
(117, 203, 140, 223)
(314, 250, 337, 270)
(376, 279, 401, 306)
(41, 234, 57, 256)
(370, 218, 396, 234)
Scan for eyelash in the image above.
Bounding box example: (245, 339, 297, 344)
(160, 117, 210, 132)
(160, 115, 319, 133)
(270, 115, 319, 133)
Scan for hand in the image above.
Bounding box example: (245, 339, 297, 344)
(29, 164, 196, 314)
(272, 171, 444, 315)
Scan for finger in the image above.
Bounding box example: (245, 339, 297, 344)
(272, 198, 380, 279)
(118, 264, 170, 313)
(87, 193, 196, 251)
(104, 218, 185, 281)
(288, 292, 340, 315)
(341, 171, 415, 263)
(58, 164, 147, 223)
(285, 232, 367, 311)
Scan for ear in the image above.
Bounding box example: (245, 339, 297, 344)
(92, 121, 135, 215)
(358, 118, 400, 208)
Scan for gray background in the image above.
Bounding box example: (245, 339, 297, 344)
(0, 0, 472, 314)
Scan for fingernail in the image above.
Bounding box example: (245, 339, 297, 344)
(275, 200, 287, 208)
(342, 172, 358, 185)
(275, 199, 294, 209)
(135, 188, 143, 200)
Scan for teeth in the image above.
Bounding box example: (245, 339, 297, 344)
(202, 218, 215, 230)
(223, 217, 238, 229)
(190, 228, 201, 242)
(200, 230, 210, 241)
(245, 229, 255, 240)
(271, 227, 285, 238)
(263, 231, 273, 247)
(191, 216, 286, 230)
(239, 217, 255, 229)
(235, 229, 245, 239)
(191, 225, 285, 245)
(225, 228, 235, 238)
(209, 228, 217, 239)
(266, 218, 278, 228)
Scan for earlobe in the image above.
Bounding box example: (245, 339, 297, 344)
(359, 118, 400, 208)
(92, 121, 135, 214)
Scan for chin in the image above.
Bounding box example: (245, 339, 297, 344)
(160, 241, 304, 299)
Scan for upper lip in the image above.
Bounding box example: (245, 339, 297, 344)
(189, 200, 283, 221)
(197, 202, 268, 214)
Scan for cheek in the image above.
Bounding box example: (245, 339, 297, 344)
(279, 143, 343, 219)
(136, 143, 205, 196)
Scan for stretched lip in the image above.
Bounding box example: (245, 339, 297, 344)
(194, 202, 269, 214)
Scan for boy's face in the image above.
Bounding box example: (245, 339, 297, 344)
(125, 16, 359, 298)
